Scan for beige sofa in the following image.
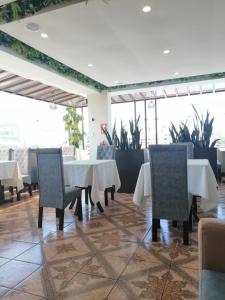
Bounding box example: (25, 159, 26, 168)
(199, 218, 225, 300)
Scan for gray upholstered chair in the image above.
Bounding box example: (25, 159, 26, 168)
(36, 148, 82, 230)
(9, 148, 33, 197)
(97, 145, 115, 160)
(0, 147, 9, 160)
(97, 145, 116, 206)
(149, 144, 193, 245)
(28, 148, 38, 190)
(199, 218, 225, 300)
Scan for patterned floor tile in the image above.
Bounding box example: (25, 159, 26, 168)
(0, 239, 35, 259)
(81, 253, 129, 279)
(162, 266, 199, 300)
(56, 272, 115, 300)
(0, 260, 40, 288)
(42, 236, 92, 263)
(16, 244, 45, 265)
(0, 290, 48, 300)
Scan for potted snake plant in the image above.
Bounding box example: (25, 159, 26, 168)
(169, 105, 219, 180)
(103, 116, 144, 193)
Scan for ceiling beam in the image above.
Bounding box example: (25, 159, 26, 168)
(2, 79, 31, 90)
(44, 91, 68, 100)
(15, 82, 43, 93)
(0, 75, 19, 86)
(118, 95, 127, 102)
(55, 95, 80, 104)
(26, 86, 53, 96)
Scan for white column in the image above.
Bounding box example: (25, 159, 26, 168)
(88, 92, 112, 159)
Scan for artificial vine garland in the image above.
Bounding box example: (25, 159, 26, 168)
(0, 0, 84, 24)
(0, 31, 106, 91)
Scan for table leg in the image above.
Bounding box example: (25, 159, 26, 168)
(0, 181, 5, 203)
(96, 201, 104, 213)
(193, 196, 199, 222)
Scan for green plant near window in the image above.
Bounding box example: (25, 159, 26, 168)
(169, 105, 219, 148)
(63, 107, 84, 148)
(102, 115, 142, 150)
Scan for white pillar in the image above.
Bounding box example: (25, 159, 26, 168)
(88, 92, 111, 159)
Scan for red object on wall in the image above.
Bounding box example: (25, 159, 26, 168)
(100, 123, 107, 134)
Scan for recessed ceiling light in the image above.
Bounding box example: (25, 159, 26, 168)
(26, 22, 40, 32)
(142, 6, 151, 13)
(41, 32, 48, 38)
(163, 49, 170, 54)
(88, 63, 93, 67)
(174, 72, 179, 76)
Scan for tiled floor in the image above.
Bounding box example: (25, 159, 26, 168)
(0, 185, 224, 300)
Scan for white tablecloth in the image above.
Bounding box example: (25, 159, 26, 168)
(0, 160, 24, 191)
(133, 159, 219, 212)
(63, 160, 121, 204)
(63, 155, 75, 162)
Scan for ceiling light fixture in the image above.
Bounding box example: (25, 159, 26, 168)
(163, 49, 170, 54)
(114, 80, 122, 85)
(142, 6, 151, 13)
(41, 32, 48, 38)
(174, 72, 179, 76)
(88, 63, 93, 67)
(26, 22, 40, 32)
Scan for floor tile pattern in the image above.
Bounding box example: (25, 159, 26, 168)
(0, 184, 224, 299)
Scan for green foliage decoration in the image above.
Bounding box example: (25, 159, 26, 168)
(102, 115, 142, 150)
(169, 105, 219, 148)
(0, 31, 106, 91)
(0, 0, 85, 24)
(63, 107, 84, 147)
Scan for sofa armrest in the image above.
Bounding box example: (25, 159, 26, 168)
(199, 218, 225, 273)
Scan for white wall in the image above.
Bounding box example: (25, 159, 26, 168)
(88, 92, 111, 159)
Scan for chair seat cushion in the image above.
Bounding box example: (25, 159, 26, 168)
(22, 174, 31, 184)
(64, 186, 81, 208)
(200, 269, 225, 300)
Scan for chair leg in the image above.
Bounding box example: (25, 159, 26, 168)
(97, 201, 104, 213)
(56, 208, 60, 218)
(59, 209, 64, 231)
(172, 220, 177, 227)
(111, 185, 115, 200)
(28, 184, 33, 197)
(152, 218, 158, 242)
(189, 207, 193, 232)
(0, 184, 5, 202)
(76, 196, 83, 221)
(88, 186, 95, 207)
(183, 221, 189, 245)
(85, 188, 89, 205)
(192, 196, 199, 222)
(69, 198, 76, 210)
(38, 207, 43, 228)
(17, 191, 21, 201)
(104, 189, 108, 206)
(9, 186, 14, 195)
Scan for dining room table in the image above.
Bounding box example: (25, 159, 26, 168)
(63, 159, 121, 211)
(133, 159, 219, 212)
(0, 160, 24, 204)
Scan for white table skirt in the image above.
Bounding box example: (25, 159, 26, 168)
(0, 160, 24, 191)
(133, 159, 219, 212)
(63, 155, 75, 162)
(63, 160, 121, 204)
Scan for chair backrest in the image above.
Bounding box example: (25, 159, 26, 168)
(28, 148, 38, 184)
(10, 148, 29, 174)
(0, 147, 10, 160)
(172, 142, 194, 159)
(97, 145, 115, 160)
(61, 145, 75, 157)
(149, 144, 189, 221)
(37, 148, 64, 209)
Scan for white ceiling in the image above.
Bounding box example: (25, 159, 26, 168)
(1, 0, 225, 87)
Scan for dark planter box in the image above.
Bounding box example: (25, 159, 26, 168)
(115, 149, 144, 193)
(194, 147, 218, 180)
